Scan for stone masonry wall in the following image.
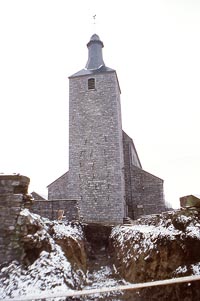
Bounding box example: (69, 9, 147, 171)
(123, 131, 165, 220)
(123, 131, 141, 213)
(48, 172, 69, 200)
(31, 199, 79, 221)
(68, 71, 125, 224)
(123, 131, 141, 168)
(0, 175, 31, 264)
(129, 165, 165, 219)
(0, 175, 79, 264)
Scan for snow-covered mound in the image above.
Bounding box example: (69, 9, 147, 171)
(110, 209, 200, 300)
(111, 210, 200, 282)
(0, 209, 86, 299)
(1, 208, 200, 301)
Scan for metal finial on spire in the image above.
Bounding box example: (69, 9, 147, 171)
(93, 14, 96, 25)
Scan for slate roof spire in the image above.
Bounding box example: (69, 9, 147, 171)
(69, 33, 115, 78)
(85, 34, 105, 70)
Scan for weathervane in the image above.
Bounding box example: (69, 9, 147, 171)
(93, 14, 96, 25)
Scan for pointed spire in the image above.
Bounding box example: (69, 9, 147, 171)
(85, 34, 105, 70)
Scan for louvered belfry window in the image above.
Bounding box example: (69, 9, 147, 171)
(88, 78, 95, 90)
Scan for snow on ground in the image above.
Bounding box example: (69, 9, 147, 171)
(83, 265, 126, 300)
(111, 210, 200, 278)
(0, 248, 74, 299)
(0, 208, 126, 300)
(111, 210, 200, 253)
(174, 262, 200, 276)
(0, 209, 84, 300)
(111, 223, 181, 255)
(52, 222, 83, 241)
(1, 209, 200, 300)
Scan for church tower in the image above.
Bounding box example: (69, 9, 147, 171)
(47, 33, 165, 224)
(68, 34, 125, 224)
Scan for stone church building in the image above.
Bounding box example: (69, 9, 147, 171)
(47, 34, 166, 224)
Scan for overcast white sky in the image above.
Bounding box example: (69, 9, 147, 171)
(0, 0, 200, 208)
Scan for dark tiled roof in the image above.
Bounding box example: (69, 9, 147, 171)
(31, 191, 46, 200)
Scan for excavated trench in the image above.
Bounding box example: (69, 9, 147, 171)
(15, 209, 200, 300)
(80, 223, 133, 301)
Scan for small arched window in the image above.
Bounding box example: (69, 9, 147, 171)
(88, 78, 95, 90)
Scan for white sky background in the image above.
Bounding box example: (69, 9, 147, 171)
(0, 0, 199, 208)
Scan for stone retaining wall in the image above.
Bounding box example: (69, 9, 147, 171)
(0, 175, 79, 264)
(0, 175, 31, 264)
